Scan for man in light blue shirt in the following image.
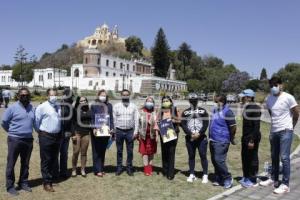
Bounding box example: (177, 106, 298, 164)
(2, 88, 11, 108)
(34, 88, 61, 192)
(1, 88, 34, 196)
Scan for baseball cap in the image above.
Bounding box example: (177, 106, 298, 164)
(239, 89, 255, 97)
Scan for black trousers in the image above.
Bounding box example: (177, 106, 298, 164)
(6, 136, 33, 190)
(185, 137, 208, 175)
(241, 139, 260, 179)
(91, 134, 109, 173)
(160, 138, 177, 178)
(39, 134, 61, 184)
(4, 97, 9, 108)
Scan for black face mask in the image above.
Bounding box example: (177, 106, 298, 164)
(81, 105, 89, 111)
(20, 95, 30, 106)
(189, 100, 198, 108)
(122, 97, 130, 104)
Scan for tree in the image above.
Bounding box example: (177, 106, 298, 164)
(125, 36, 144, 57)
(202, 56, 224, 68)
(186, 79, 202, 92)
(12, 62, 33, 83)
(245, 79, 261, 91)
(276, 63, 300, 99)
(177, 42, 193, 81)
(222, 71, 251, 93)
(0, 65, 11, 70)
(260, 68, 268, 80)
(13, 45, 28, 86)
(151, 28, 170, 77)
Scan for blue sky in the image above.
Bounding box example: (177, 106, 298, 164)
(1, 0, 300, 78)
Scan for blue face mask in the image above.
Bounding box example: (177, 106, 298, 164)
(271, 86, 280, 96)
(145, 102, 154, 110)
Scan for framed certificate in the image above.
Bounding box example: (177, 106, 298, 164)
(159, 118, 177, 143)
(94, 114, 111, 137)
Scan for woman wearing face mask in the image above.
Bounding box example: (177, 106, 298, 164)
(138, 97, 159, 176)
(90, 90, 114, 177)
(71, 96, 91, 177)
(157, 96, 181, 180)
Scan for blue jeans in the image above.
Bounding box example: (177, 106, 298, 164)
(210, 141, 231, 182)
(270, 129, 293, 186)
(115, 129, 134, 171)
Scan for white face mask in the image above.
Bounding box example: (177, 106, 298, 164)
(271, 86, 280, 96)
(99, 96, 106, 102)
(49, 96, 57, 104)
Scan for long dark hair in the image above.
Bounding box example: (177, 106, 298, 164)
(160, 95, 178, 118)
(74, 96, 89, 110)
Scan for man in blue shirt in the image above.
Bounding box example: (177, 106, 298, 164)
(2, 88, 11, 108)
(1, 87, 34, 196)
(35, 88, 61, 192)
(209, 94, 237, 189)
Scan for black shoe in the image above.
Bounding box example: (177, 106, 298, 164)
(127, 170, 134, 176)
(7, 187, 19, 196)
(18, 184, 32, 192)
(167, 176, 174, 180)
(59, 174, 68, 179)
(115, 170, 122, 176)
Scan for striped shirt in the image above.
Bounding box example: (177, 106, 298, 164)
(113, 102, 139, 134)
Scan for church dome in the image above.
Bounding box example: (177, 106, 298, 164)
(101, 23, 109, 29)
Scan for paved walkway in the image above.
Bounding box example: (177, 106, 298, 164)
(209, 107, 300, 200)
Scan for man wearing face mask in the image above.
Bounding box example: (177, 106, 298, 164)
(209, 94, 236, 189)
(260, 76, 299, 194)
(35, 88, 61, 192)
(238, 89, 261, 188)
(181, 93, 209, 183)
(53, 88, 74, 179)
(113, 89, 139, 176)
(2, 88, 34, 196)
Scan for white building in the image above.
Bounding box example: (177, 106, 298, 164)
(0, 49, 187, 96)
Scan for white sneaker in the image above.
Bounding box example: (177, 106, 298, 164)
(273, 184, 290, 194)
(187, 174, 197, 183)
(202, 174, 208, 184)
(259, 179, 274, 187)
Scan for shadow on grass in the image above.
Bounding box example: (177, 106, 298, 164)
(27, 165, 184, 188)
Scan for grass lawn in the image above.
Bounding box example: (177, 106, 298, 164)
(0, 120, 299, 200)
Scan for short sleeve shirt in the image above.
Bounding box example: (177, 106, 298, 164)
(266, 92, 298, 132)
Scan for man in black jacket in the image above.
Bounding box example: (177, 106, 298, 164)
(54, 88, 74, 178)
(239, 89, 261, 187)
(181, 93, 209, 183)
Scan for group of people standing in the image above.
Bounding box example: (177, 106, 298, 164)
(1, 75, 299, 196)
